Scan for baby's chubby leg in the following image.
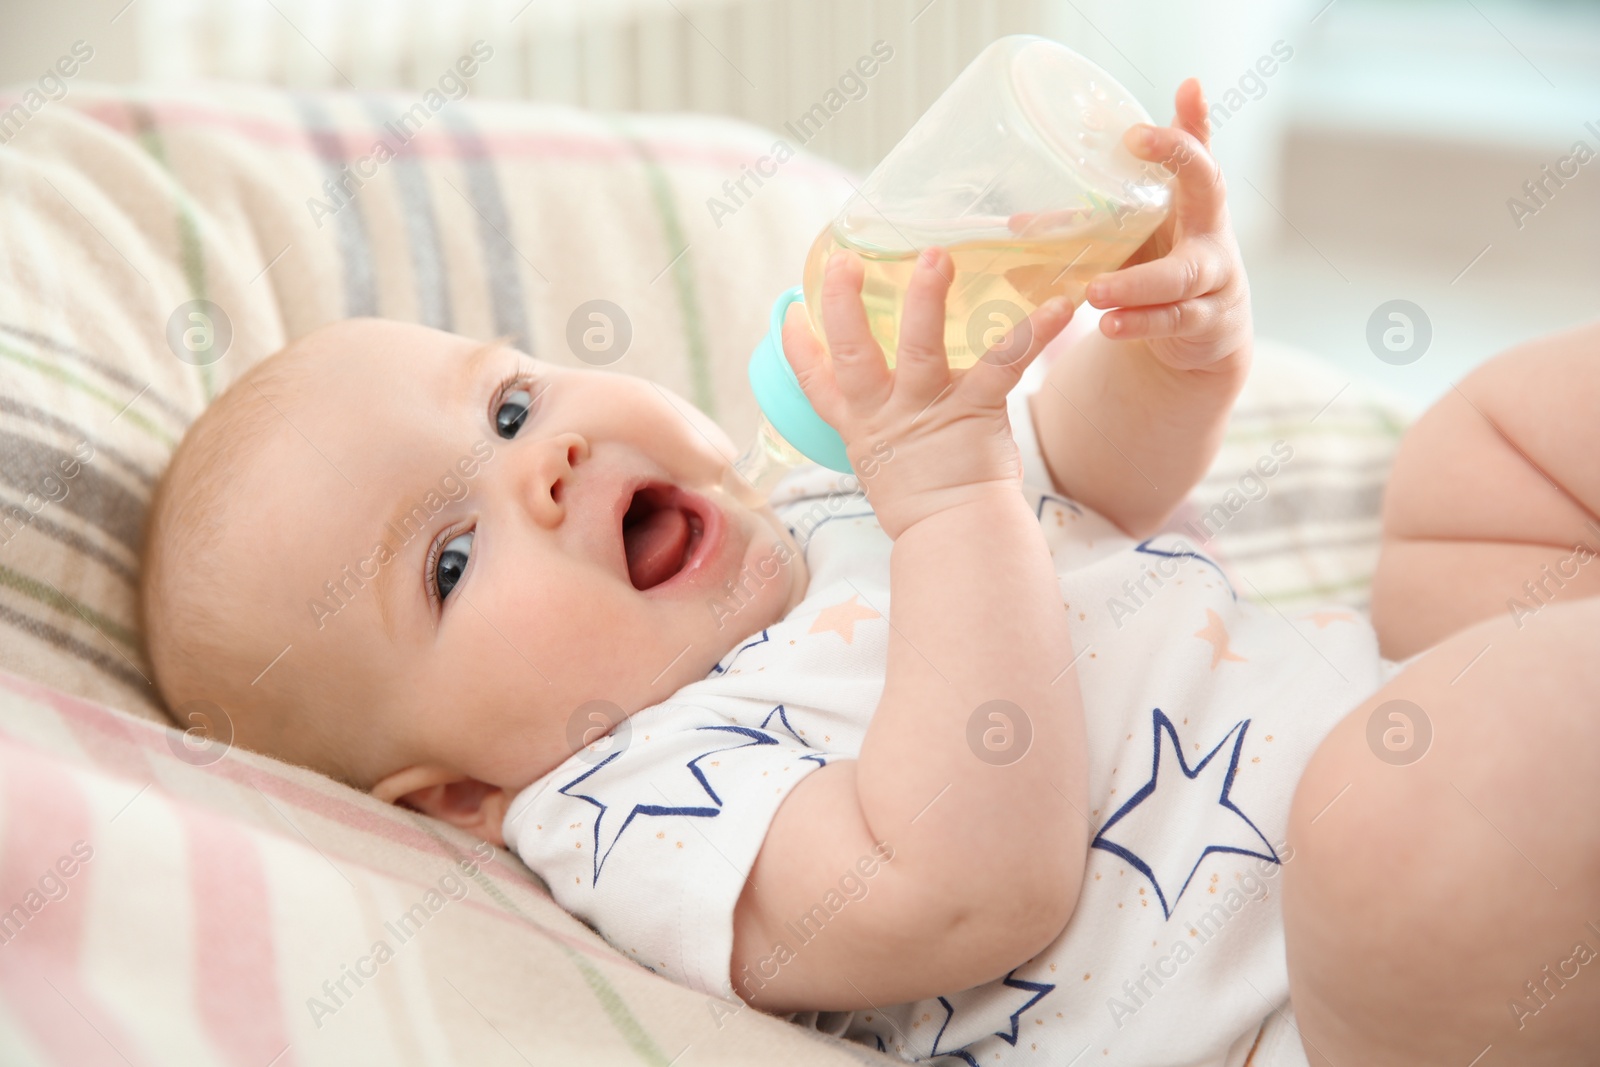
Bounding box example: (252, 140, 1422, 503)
(1372, 320, 1600, 660)
(1283, 596, 1600, 1065)
(1282, 323, 1600, 1063)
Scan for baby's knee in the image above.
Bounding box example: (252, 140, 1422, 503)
(1294, 596, 1600, 873)
(1285, 601, 1600, 1062)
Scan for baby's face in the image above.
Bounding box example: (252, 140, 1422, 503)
(219, 319, 806, 803)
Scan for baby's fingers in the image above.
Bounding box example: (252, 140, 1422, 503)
(892, 247, 956, 405)
(819, 251, 892, 414)
(958, 296, 1074, 406)
(1170, 77, 1212, 149)
(780, 303, 843, 422)
(1085, 242, 1225, 310)
(1125, 122, 1226, 235)
(1100, 298, 1222, 346)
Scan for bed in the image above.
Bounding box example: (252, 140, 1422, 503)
(0, 81, 1407, 1064)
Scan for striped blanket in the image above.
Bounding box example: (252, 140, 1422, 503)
(0, 80, 1408, 1063)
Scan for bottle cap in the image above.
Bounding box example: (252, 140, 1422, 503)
(747, 287, 852, 473)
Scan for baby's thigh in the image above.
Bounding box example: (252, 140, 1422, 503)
(1282, 596, 1600, 1066)
(1373, 320, 1600, 660)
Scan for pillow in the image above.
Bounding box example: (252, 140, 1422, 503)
(0, 76, 1409, 1066)
(1158, 336, 1408, 613)
(0, 666, 896, 1065)
(0, 81, 855, 723)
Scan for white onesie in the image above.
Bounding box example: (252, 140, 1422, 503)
(504, 374, 1386, 1067)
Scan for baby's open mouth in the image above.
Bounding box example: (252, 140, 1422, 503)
(621, 484, 706, 591)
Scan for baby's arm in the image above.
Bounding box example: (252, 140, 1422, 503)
(729, 251, 1088, 1011)
(1030, 79, 1253, 537)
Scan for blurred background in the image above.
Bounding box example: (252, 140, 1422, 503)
(2, 0, 1597, 413)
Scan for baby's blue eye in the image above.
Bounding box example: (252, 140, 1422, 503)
(436, 531, 473, 601)
(496, 388, 532, 438)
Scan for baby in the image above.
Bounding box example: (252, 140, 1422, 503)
(142, 80, 1600, 1066)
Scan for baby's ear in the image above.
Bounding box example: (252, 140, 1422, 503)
(373, 766, 509, 848)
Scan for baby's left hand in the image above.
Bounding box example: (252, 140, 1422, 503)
(1085, 78, 1252, 374)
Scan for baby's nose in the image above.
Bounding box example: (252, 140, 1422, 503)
(520, 431, 589, 523)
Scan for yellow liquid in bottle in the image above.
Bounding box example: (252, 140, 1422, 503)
(800, 211, 1161, 368)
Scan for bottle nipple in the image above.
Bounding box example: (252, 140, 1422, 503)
(724, 414, 809, 506)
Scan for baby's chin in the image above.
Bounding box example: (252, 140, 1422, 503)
(712, 488, 808, 618)
(758, 503, 811, 617)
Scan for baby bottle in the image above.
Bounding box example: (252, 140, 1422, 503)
(732, 34, 1175, 496)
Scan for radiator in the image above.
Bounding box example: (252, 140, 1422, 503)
(137, 0, 1052, 170)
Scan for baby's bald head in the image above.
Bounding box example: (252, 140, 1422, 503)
(141, 327, 382, 785)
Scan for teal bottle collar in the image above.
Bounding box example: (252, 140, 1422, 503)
(746, 286, 851, 473)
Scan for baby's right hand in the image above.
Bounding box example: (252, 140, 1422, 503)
(781, 247, 1074, 540)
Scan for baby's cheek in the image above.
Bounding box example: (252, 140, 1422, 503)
(579, 581, 685, 678)
(706, 517, 803, 638)
(582, 380, 716, 469)
(540, 583, 624, 649)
